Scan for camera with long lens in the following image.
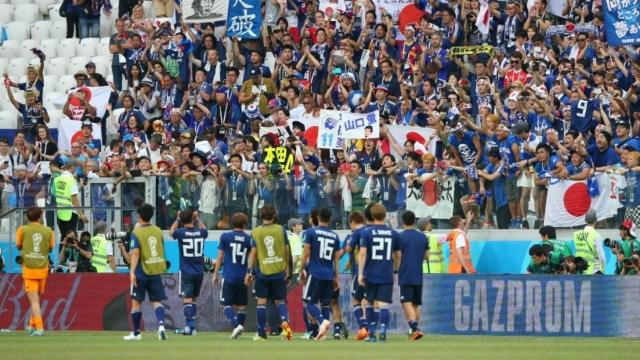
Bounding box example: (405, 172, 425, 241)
(105, 231, 131, 248)
(603, 238, 619, 249)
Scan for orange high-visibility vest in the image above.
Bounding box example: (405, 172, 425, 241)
(447, 229, 475, 274)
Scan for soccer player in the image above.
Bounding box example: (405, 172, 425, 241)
(341, 211, 369, 340)
(358, 203, 401, 342)
(124, 204, 168, 341)
(398, 211, 429, 340)
(300, 208, 341, 340)
(213, 213, 252, 339)
(170, 209, 208, 336)
(16, 206, 54, 336)
(245, 204, 293, 340)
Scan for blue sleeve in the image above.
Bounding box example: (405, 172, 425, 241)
(302, 230, 312, 245)
(218, 234, 226, 250)
(130, 232, 139, 249)
(392, 231, 401, 251)
(18, 83, 26, 91)
(201, 229, 209, 238)
(171, 229, 180, 239)
(360, 230, 369, 249)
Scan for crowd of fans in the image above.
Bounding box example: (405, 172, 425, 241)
(1, 0, 640, 232)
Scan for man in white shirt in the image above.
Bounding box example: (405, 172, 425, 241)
(137, 135, 163, 167)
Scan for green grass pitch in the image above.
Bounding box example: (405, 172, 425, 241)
(2, 332, 639, 360)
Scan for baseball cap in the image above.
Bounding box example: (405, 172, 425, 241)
(375, 84, 389, 92)
(74, 70, 88, 79)
(140, 77, 154, 87)
(304, 155, 320, 168)
(85, 61, 96, 68)
(621, 219, 637, 237)
(51, 155, 66, 168)
(287, 218, 303, 229)
(81, 120, 93, 129)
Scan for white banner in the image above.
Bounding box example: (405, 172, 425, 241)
(318, 110, 380, 149)
(386, 125, 438, 158)
(544, 173, 621, 227)
(406, 175, 455, 219)
(53, 86, 112, 119)
(373, 0, 413, 22)
(182, 0, 228, 23)
(57, 118, 103, 152)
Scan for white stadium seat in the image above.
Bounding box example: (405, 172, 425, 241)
(31, 20, 52, 40)
(14, 4, 39, 24)
(0, 40, 19, 59)
(35, 0, 56, 16)
(10, 0, 30, 5)
(57, 75, 75, 92)
(39, 38, 57, 58)
(43, 91, 62, 111)
(56, 38, 78, 58)
(48, 3, 64, 22)
(46, 57, 68, 77)
(6, 21, 30, 41)
(50, 20, 67, 40)
(46, 109, 61, 129)
(91, 56, 110, 76)
(0, 94, 13, 111)
(0, 4, 13, 24)
(7, 58, 29, 78)
(78, 38, 99, 57)
(97, 37, 111, 56)
(0, 110, 18, 129)
(43, 74, 57, 93)
(0, 58, 8, 75)
(99, 13, 114, 37)
(69, 56, 89, 73)
(19, 39, 41, 59)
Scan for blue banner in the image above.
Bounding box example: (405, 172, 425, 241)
(226, 0, 262, 40)
(603, 0, 640, 45)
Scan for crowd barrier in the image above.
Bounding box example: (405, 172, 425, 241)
(1, 273, 638, 336)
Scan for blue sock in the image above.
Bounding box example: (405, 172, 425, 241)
(306, 303, 323, 322)
(366, 306, 377, 335)
(223, 306, 238, 327)
(353, 305, 367, 329)
(310, 322, 319, 337)
(321, 306, 331, 323)
(409, 320, 419, 332)
(303, 309, 312, 332)
(237, 310, 246, 326)
(154, 306, 165, 326)
(256, 305, 267, 337)
(183, 303, 195, 329)
(131, 310, 141, 336)
(379, 307, 389, 335)
(277, 303, 289, 322)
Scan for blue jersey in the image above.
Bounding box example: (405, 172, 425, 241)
(344, 226, 365, 276)
(173, 227, 208, 275)
(218, 230, 252, 283)
(360, 224, 400, 284)
(570, 99, 597, 134)
(497, 134, 519, 175)
(303, 226, 340, 280)
(448, 131, 478, 166)
(398, 229, 429, 286)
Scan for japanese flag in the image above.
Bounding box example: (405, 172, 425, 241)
(476, 0, 491, 36)
(543, 174, 620, 227)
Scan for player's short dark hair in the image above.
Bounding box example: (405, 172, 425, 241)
(180, 209, 194, 224)
(0, 138, 8, 145)
(318, 208, 332, 223)
(229, 153, 243, 162)
(261, 204, 277, 221)
(536, 143, 552, 153)
(402, 211, 416, 226)
(349, 211, 365, 225)
(227, 67, 239, 75)
(310, 208, 320, 227)
(370, 204, 386, 221)
(26, 206, 42, 222)
(487, 148, 500, 159)
(539, 225, 556, 239)
(137, 203, 155, 222)
(364, 204, 374, 223)
(231, 213, 248, 229)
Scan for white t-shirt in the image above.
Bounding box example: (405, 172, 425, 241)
(455, 233, 467, 249)
(0, 154, 14, 192)
(137, 147, 162, 165)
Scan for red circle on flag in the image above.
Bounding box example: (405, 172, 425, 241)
(305, 126, 319, 148)
(422, 179, 438, 206)
(70, 130, 84, 144)
(563, 182, 591, 217)
(69, 87, 93, 107)
(398, 5, 425, 34)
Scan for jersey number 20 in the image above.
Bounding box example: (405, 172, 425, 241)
(183, 238, 204, 258)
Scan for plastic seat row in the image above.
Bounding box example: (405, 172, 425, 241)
(1, 37, 112, 60)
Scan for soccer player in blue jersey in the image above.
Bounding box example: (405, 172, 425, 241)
(398, 211, 429, 341)
(213, 213, 252, 339)
(300, 208, 341, 340)
(341, 211, 369, 341)
(170, 209, 208, 336)
(358, 203, 401, 343)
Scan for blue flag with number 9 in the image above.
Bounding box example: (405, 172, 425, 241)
(570, 99, 597, 134)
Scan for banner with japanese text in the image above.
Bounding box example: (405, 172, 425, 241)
(603, 0, 640, 45)
(226, 0, 262, 40)
(262, 146, 294, 173)
(318, 110, 380, 149)
(405, 175, 455, 219)
(182, 0, 228, 23)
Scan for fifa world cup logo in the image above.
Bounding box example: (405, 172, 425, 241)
(149, 236, 158, 257)
(32, 233, 43, 253)
(264, 236, 275, 257)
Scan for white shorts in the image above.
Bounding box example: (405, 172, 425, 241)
(517, 170, 532, 188)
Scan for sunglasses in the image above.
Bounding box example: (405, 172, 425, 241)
(510, 60, 520, 64)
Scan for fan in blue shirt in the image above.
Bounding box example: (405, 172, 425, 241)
(358, 204, 401, 343)
(213, 213, 252, 339)
(398, 211, 429, 340)
(169, 209, 208, 335)
(300, 208, 340, 340)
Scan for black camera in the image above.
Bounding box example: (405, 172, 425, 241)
(603, 238, 619, 249)
(15, 255, 23, 265)
(105, 231, 131, 248)
(65, 236, 77, 245)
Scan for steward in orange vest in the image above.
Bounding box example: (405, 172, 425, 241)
(446, 215, 475, 274)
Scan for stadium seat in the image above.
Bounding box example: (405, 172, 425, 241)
(57, 74, 75, 92)
(0, 110, 18, 129)
(43, 74, 57, 93)
(97, 37, 112, 56)
(265, 52, 276, 73)
(10, 0, 30, 5)
(0, 58, 8, 75)
(39, 38, 57, 58)
(0, 40, 19, 59)
(18, 39, 41, 59)
(142, 1, 154, 18)
(46, 109, 61, 128)
(7, 58, 29, 78)
(78, 38, 99, 57)
(69, 56, 89, 73)
(34, 0, 55, 16)
(43, 90, 62, 111)
(56, 38, 78, 58)
(14, 4, 39, 24)
(99, 13, 114, 37)
(46, 57, 68, 77)
(90, 55, 110, 76)
(31, 20, 52, 40)
(50, 20, 67, 40)
(6, 21, 30, 41)
(0, 4, 13, 24)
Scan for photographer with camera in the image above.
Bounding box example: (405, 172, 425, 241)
(90, 221, 116, 273)
(527, 244, 563, 274)
(58, 230, 94, 273)
(605, 220, 640, 275)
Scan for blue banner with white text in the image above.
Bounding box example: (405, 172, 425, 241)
(226, 0, 262, 40)
(603, 0, 640, 45)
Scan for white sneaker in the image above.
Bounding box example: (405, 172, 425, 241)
(315, 320, 331, 340)
(230, 324, 244, 339)
(158, 325, 167, 340)
(123, 332, 141, 341)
